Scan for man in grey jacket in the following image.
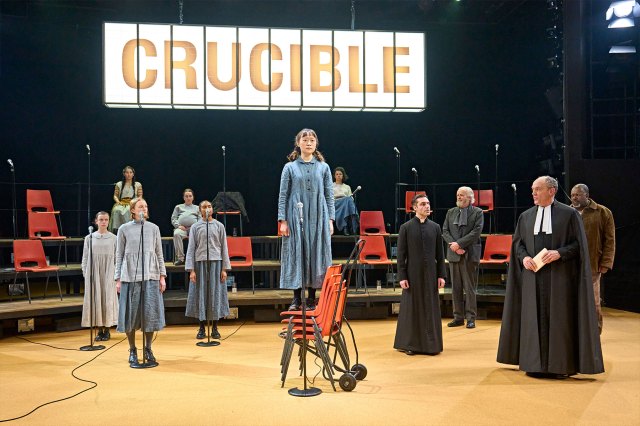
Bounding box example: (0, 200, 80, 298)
(442, 186, 484, 329)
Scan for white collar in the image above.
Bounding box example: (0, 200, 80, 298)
(534, 204, 552, 235)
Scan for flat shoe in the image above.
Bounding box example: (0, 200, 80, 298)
(447, 319, 465, 327)
(212, 328, 221, 339)
(144, 348, 156, 363)
(466, 321, 476, 329)
(196, 327, 206, 340)
(128, 348, 138, 365)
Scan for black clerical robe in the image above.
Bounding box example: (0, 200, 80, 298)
(497, 200, 604, 375)
(394, 217, 446, 354)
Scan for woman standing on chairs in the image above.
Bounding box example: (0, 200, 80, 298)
(115, 198, 166, 366)
(278, 128, 335, 311)
(81, 211, 118, 341)
(333, 166, 359, 235)
(109, 166, 143, 232)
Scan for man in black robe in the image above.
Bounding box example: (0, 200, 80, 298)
(497, 176, 604, 378)
(394, 194, 446, 355)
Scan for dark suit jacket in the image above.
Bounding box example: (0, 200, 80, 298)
(442, 205, 484, 263)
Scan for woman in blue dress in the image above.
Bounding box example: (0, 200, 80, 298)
(278, 129, 335, 311)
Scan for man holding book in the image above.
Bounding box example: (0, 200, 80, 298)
(497, 176, 604, 378)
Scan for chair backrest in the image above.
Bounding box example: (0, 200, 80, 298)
(313, 264, 342, 312)
(226, 236, 253, 263)
(316, 274, 345, 336)
(482, 234, 512, 262)
(28, 211, 63, 238)
(26, 189, 55, 212)
(404, 191, 427, 213)
(13, 239, 49, 269)
(358, 235, 390, 262)
(359, 211, 388, 235)
(472, 189, 494, 211)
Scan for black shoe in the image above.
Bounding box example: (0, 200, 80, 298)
(174, 259, 185, 266)
(143, 348, 156, 363)
(406, 350, 416, 356)
(343, 227, 350, 236)
(196, 326, 206, 340)
(128, 348, 138, 365)
(447, 319, 465, 327)
(466, 321, 476, 329)
(95, 330, 104, 341)
(288, 298, 301, 311)
(211, 327, 221, 339)
(306, 299, 317, 311)
(102, 329, 111, 341)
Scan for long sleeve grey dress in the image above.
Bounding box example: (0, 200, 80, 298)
(278, 157, 335, 289)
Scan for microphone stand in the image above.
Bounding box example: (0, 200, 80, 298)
(9, 161, 17, 239)
(476, 167, 481, 214)
(512, 185, 518, 232)
(87, 145, 91, 228)
(413, 170, 418, 192)
(131, 215, 158, 368)
(80, 227, 105, 351)
(494, 145, 499, 233)
(394, 149, 400, 233)
(198, 211, 220, 347)
(289, 204, 321, 397)
(222, 146, 227, 229)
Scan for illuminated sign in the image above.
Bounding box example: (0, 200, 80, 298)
(103, 23, 426, 112)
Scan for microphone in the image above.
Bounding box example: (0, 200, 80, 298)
(511, 183, 517, 192)
(296, 202, 304, 223)
(205, 207, 212, 219)
(138, 211, 145, 223)
(495, 144, 499, 152)
(411, 167, 418, 175)
(88, 226, 94, 233)
(352, 186, 362, 196)
(475, 164, 480, 173)
(222, 146, 226, 153)
(7, 159, 14, 170)
(86, 144, 91, 153)
(393, 147, 400, 155)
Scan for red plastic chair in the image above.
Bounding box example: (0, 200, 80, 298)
(26, 189, 59, 213)
(479, 234, 512, 284)
(359, 211, 389, 235)
(27, 211, 67, 266)
(404, 191, 427, 214)
(473, 189, 495, 233)
(12, 239, 62, 303)
(216, 211, 243, 236)
(280, 264, 342, 318)
(227, 236, 254, 293)
(358, 235, 394, 290)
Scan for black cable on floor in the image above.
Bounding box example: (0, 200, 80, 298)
(0, 337, 126, 423)
(220, 321, 246, 341)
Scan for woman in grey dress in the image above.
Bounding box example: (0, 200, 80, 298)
(185, 200, 231, 340)
(81, 211, 118, 341)
(278, 128, 335, 311)
(115, 198, 167, 366)
(109, 166, 143, 232)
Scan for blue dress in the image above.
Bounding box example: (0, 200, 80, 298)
(278, 157, 335, 289)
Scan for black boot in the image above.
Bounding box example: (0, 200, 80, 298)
(95, 329, 104, 341)
(144, 347, 156, 363)
(128, 347, 138, 365)
(211, 321, 221, 339)
(197, 321, 206, 339)
(102, 328, 110, 341)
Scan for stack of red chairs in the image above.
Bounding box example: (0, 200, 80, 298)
(279, 240, 367, 392)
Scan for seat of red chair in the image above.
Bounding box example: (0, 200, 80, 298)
(359, 211, 389, 235)
(480, 234, 512, 264)
(404, 191, 427, 214)
(227, 236, 253, 267)
(13, 240, 60, 272)
(472, 190, 495, 212)
(358, 235, 392, 265)
(28, 212, 66, 239)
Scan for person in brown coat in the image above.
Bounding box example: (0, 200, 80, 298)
(571, 183, 615, 334)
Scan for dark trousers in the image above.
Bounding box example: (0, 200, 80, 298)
(449, 259, 478, 321)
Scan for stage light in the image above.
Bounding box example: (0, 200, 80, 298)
(606, 1, 639, 27)
(609, 45, 636, 53)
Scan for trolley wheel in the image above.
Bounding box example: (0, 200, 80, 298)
(339, 373, 357, 392)
(351, 363, 368, 380)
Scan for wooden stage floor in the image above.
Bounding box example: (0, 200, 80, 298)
(0, 309, 638, 425)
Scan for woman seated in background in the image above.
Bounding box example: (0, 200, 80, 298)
(333, 167, 359, 235)
(109, 165, 143, 233)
